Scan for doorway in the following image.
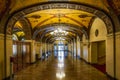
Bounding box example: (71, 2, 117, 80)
(91, 41, 106, 73)
(54, 44, 68, 58)
(12, 41, 31, 73)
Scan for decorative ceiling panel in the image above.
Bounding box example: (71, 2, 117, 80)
(9, 0, 109, 14)
(25, 9, 94, 29)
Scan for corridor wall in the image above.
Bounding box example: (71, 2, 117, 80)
(115, 32, 120, 80)
(13, 41, 31, 73)
(6, 35, 13, 78)
(89, 18, 115, 78)
(35, 42, 41, 60)
(82, 34, 89, 62)
(90, 18, 107, 64)
(76, 36, 81, 58)
(0, 34, 5, 80)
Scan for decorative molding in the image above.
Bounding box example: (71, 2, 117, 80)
(115, 32, 120, 39)
(6, 35, 12, 40)
(95, 29, 99, 37)
(32, 24, 81, 41)
(115, 32, 120, 35)
(7, 17, 32, 39)
(107, 34, 114, 41)
(6, 2, 113, 36)
(0, 34, 4, 40)
(19, 18, 32, 40)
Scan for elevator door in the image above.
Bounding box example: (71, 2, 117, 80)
(13, 41, 31, 73)
(97, 41, 106, 65)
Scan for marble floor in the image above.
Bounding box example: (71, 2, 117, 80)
(13, 56, 110, 80)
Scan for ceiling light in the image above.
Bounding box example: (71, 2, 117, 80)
(50, 28, 68, 36)
(50, 13, 68, 37)
(56, 37, 65, 40)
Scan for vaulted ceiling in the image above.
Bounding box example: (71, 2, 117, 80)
(0, 0, 120, 43)
(9, 0, 109, 13)
(25, 9, 94, 28)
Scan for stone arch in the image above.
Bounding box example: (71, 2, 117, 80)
(33, 23, 86, 39)
(18, 18, 32, 40)
(5, 2, 114, 37)
(7, 17, 32, 39)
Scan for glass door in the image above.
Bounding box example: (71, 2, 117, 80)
(58, 45, 64, 57)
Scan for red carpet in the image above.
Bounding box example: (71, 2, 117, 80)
(91, 64, 106, 73)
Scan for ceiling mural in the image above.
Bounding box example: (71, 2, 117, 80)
(6, 3, 113, 37)
(1, 0, 120, 42)
(25, 9, 93, 28)
(12, 21, 25, 41)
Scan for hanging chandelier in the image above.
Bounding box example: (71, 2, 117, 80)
(56, 37, 65, 41)
(50, 28, 68, 36)
(50, 13, 68, 37)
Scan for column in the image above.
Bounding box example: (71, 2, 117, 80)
(0, 34, 5, 80)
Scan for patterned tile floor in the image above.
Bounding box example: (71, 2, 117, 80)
(13, 56, 110, 80)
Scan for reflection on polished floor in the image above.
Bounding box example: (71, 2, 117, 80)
(14, 56, 110, 80)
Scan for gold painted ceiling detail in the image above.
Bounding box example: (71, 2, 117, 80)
(9, 0, 109, 13)
(25, 9, 94, 29)
(1, 1, 115, 42)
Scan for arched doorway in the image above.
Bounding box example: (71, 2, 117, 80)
(2, 2, 116, 79)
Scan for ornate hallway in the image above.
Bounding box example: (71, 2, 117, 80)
(13, 56, 110, 80)
(1, 0, 120, 80)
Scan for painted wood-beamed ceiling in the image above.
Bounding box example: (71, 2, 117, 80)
(0, 0, 120, 43)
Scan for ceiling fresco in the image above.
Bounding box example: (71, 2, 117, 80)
(0, 0, 120, 42)
(25, 9, 94, 28)
(12, 21, 25, 41)
(6, 2, 114, 42)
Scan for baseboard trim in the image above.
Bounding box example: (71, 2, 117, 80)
(30, 61, 37, 64)
(105, 73, 118, 80)
(80, 58, 90, 64)
(80, 58, 118, 80)
(3, 74, 14, 80)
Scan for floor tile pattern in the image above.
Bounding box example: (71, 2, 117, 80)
(13, 57, 110, 80)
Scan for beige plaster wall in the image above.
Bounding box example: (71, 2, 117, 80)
(6, 35, 13, 78)
(82, 34, 89, 62)
(90, 42, 98, 63)
(90, 18, 107, 42)
(106, 34, 114, 78)
(73, 39, 77, 57)
(68, 42, 72, 57)
(31, 40, 36, 63)
(25, 40, 36, 63)
(35, 42, 41, 59)
(115, 32, 120, 80)
(76, 36, 80, 57)
(80, 42, 83, 59)
(90, 18, 115, 77)
(0, 34, 5, 80)
(89, 18, 107, 64)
